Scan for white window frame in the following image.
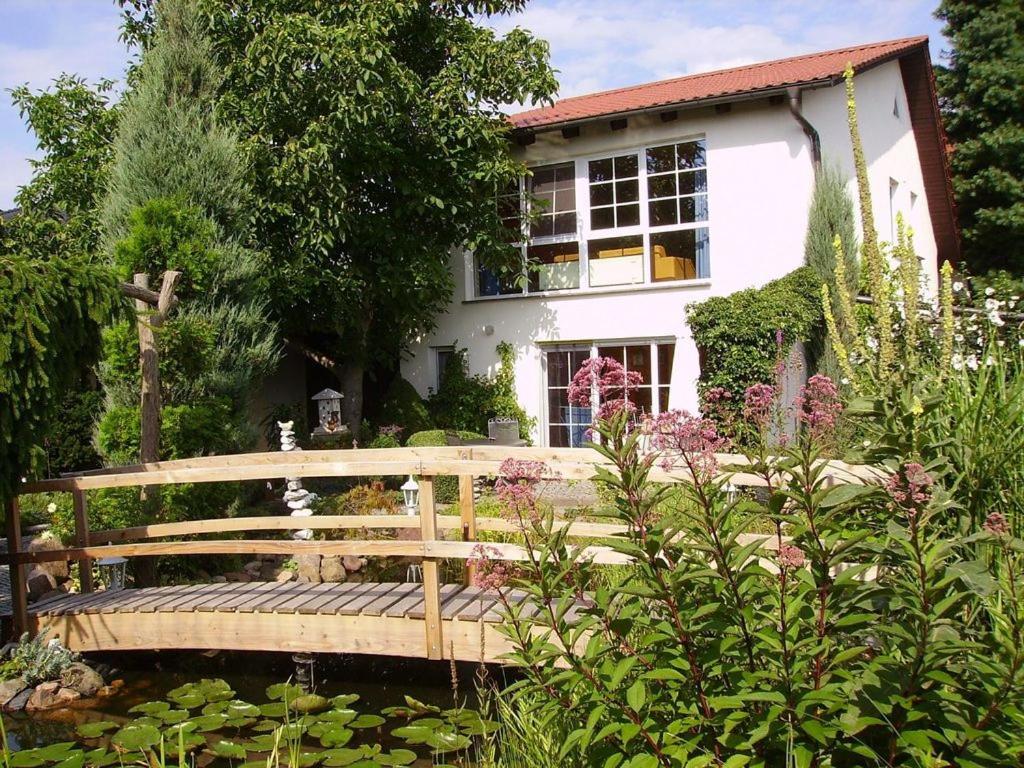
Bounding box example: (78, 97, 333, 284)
(540, 339, 675, 447)
(473, 135, 710, 300)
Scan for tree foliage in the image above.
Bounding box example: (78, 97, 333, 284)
(936, 0, 1024, 275)
(120, 0, 558, 430)
(98, 0, 279, 460)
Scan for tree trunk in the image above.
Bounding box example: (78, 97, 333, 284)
(340, 361, 364, 437)
(133, 273, 161, 588)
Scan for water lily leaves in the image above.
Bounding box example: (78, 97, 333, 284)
(170, 693, 205, 709)
(458, 717, 499, 736)
(112, 724, 161, 751)
(76, 721, 118, 738)
(266, 682, 305, 702)
(426, 731, 471, 754)
(375, 750, 417, 766)
(9, 743, 79, 768)
(208, 739, 247, 759)
(258, 702, 287, 718)
(168, 732, 206, 753)
(158, 709, 190, 725)
(252, 719, 280, 733)
(318, 709, 356, 725)
(54, 754, 85, 768)
(245, 733, 280, 752)
(164, 721, 199, 738)
(348, 715, 385, 729)
(83, 748, 118, 767)
(318, 726, 354, 748)
(390, 725, 432, 745)
(168, 679, 234, 707)
(129, 701, 171, 715)
(184, 713, 228, 732)
(289, 693, 331, 714)
(331, 694, 360, 708)
(295, 752, 323, 767)
(403, 696, 439, 715)
(320, 748, 365, 767)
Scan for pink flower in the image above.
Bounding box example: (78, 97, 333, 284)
(983, 512, 1010, 536)
(644, 410, 729, 483)
(743, 383, 776, 427)
(495, 458, 547, 522)
(378, 424, 403, 438)
(469, 544, 517, 590)
(778, 543, 806, 570)
(795, 375, 843, 439)
(886, 462, 934, 519)
(568, 357, 644, 422)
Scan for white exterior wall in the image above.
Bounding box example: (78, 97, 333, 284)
(401, 59, 938, 445)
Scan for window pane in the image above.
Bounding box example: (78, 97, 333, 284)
(555, 186, 576, 212)
(658, 343, 675, 384)
(626, 345, 652, 383)
(616, 203, 640, 228)
(591, 207, 615, 230)
(648, 174, 676, 199)
(552, 212, 576, 236)
(530, 217, 554, 239)
(548, 387, 569, 415)
(678, 169, 707, 195)
(597, 345, 624, 364)
(589, 158, 613, 183)
(659, 387, 670, 412)
(677, 140, 707, 169)
(646, 145, 675, 173)
(477, 262, 521, 296)
(614, 154, 638, 178)
(528, 242, 580, 292)
(547, 351, 569, 388)
(616, 179, 639, 203)
(649, 199, 678, 226)
(532, 167, 555, 195)
(549, 423, 571, 448)
(590, 183, 613, 207)
(651, 229, 698, 282)
(554, 164, 576, 187)
(588, 236, 644, 286)
(630, 387, 653, 415)
(679, 195, 709, 223)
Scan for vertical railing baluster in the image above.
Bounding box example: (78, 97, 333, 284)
(72, 489, 94, 593)
(4, 498, 29, 637)
(418, 476, 443, 660)
(458, 473, 477, 586)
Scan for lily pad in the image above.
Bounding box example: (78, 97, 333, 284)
(83, 748, 118, 767)
(258, 701, 287, 718)
(159, 709, 190, 725)
(318, 709, 356, 725)
(208, 740, 247, 759)
(266, 682, 305, 702)
(331, 694, 360, 708)
(184, 713, 228, 732)
(295, 753, 323, 767)
(225, 716, 258, 729)
(390, 725, 432, 745)
(55, 755, 86, 768)
(129, 701, 171, 715)
(171, 693, 205, 709)
(10, 743, 78, 768)
(349, 714, 385, 729)
(404, 696, 439, 714)
(246, 733, 280, 752)
(318, 726, 354, 748)
(376, 750, 418, 767)
(76, 721, 118, 738)
(320, 746, 376, 767)
(112, 724, 162, 751)
(289, 693, 330, 714)
(253, 719, 280, 733)
(426, 731, 471, 753)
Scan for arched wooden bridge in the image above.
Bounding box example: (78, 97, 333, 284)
(4, 446, 882, 662)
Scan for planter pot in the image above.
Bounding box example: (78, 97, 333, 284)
(488, 419, 520, 445)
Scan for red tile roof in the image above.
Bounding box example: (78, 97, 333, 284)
(511, 36, 930, 130)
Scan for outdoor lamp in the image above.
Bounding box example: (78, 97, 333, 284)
(311, 388, 344, 434)
(96, 556, 128, 591)
(401, 475, 420, 515)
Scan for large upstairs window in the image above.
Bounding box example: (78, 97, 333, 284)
(475, 138, 710, 298)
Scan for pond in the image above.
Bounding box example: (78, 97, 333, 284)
(3, 650, 508, 766)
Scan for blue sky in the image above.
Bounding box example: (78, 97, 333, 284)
(0, 0, 948, 208)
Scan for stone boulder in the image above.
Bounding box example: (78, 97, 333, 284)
(0, 678, 27, 709)
(61, 662, 104, 697)
(319, 556, 347, 583)
(5, 688, 32, 712)
(224, 571, 252, 583)
(342, 555, 366, 573)
(27, 535, 70, 582)
(26, 681, 61, 711)
(275, 569, 295, 583)
(296, 554, 322, 583)
(26, 569, 57, 602)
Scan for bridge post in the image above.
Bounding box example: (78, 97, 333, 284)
(458, 473, 476, 586)
(72, 489, 94, 593)
(4, 498, 29, 637)
(418, 476, 444, 660)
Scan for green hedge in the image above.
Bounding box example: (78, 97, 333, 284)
(687, 267, 822, 412)
(406, 429, 484, 503)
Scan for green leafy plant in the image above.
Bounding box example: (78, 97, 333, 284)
(406, 429, 485, 504)
(8, 633, 80, 687)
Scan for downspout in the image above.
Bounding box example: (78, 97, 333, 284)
(787, 87, 821, 174)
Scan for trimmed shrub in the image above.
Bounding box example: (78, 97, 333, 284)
(406, 429, 485, 503)
(376, 376, 433, 436)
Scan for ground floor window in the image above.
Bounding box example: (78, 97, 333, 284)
(543, 340, 675, 447)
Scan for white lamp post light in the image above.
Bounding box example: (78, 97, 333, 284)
(311, 388, 344, 435)
(96, 556, 128, 591)
(401, 475, 420, 516)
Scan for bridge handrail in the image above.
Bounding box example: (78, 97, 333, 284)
(5, 446, 881, 657)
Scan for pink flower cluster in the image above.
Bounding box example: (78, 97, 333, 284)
(743, 383, 777, 428)
(983, 512, 1010, 536)
(885, 462, 934, 519)
(469, 544, 517, 591)
(567, 356, 644, 422)
(795, 375, 843, 438)
(495, 458, 547, 522)
(778, 543, 806, 570)
(378, 424, 403, 438)
(644, 410, 729, 483)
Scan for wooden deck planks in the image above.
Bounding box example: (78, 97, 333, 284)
(359, 582, 419, 617)
(310, 582, 374, 614)
(215, 581, 283, 612)
(270, 582, 337, 614)
(406, 584, 464, 620)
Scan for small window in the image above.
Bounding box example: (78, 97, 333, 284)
(588, 234, 644, 287)
(529, 162, 576, 238)
(588, 153, 640, 231)
(434, 346, 456, 392)
(528, 241, 580, 292)
(646, 140, 708, 227)
(651, 228, 710, 281)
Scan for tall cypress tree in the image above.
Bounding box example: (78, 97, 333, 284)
(936, 0, 1024, 275)
(98, 0, 278, 469)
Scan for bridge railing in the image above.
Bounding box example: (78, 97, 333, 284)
(5, 446, 885, 658)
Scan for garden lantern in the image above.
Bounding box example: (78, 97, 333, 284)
(312, 388, 344, 434)
(96, 556, 128, 591)
(401, 475, 420, 515)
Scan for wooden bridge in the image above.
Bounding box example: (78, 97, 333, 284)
(4, 447, 881, 662)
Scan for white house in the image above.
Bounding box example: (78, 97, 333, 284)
(400, 36, 958, 448)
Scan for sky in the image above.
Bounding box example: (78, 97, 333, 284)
(0, 0, 948, 209)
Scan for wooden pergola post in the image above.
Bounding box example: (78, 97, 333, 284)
(418, 477, 443, 660)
